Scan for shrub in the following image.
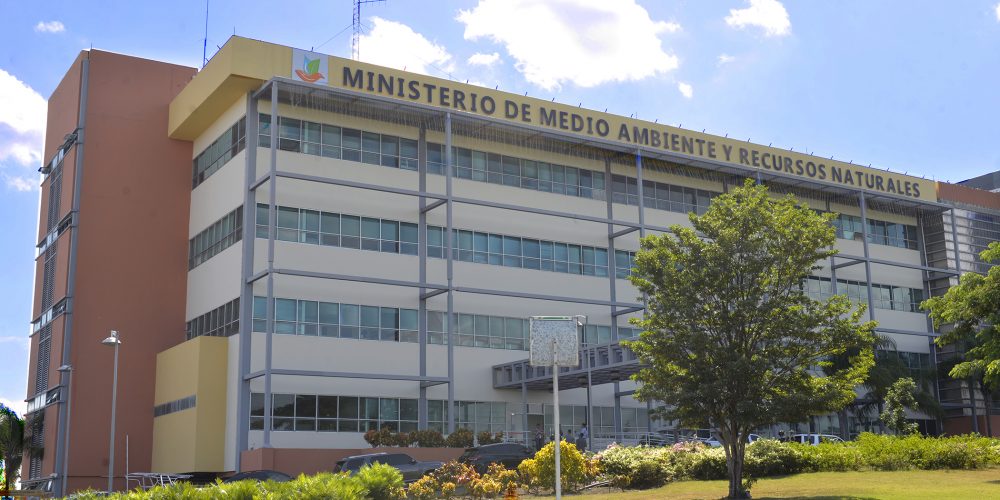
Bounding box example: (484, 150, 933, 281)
(477, 430, 504, 445)
(598, 443, 674, 489)
(525, 440, 600, 492)
(413, 429, 446, 447)
(356, 462, 406, 500)
(681, 446, 727, 480)
(517, 457, 541, 494)
(446, 427, 475, 448)
(744, 438, 808, 476)
(364, 427, 393, 448)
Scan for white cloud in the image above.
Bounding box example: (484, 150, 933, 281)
(457, 0, 681, 90)
(725, 0, 791, 37)
(34, 20, 65, 34)
(467, 52, 501, 67)
(0, 68, 47, 182)
(995, 2, 1000, 22)
(4, 174, 36, 192)
(677, 82, 693, 99)
(717, 54, 736, 66)
(358, 17, 454, 75)
(0, 397, 27, 418)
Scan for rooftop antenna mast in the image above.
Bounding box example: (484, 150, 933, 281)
(352, 0, 385, 60)
(202, 0, 210, 68)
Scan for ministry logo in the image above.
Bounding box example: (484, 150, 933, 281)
(292, 49, 327, 84)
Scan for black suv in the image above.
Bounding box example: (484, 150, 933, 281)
(459, 443, 534, 472)
(334, 452, 442, 482)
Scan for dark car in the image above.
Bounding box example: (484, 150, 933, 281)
(334, 452, 442, 482)
(223, 470, 293, 483)
(459, 443, 534, 473)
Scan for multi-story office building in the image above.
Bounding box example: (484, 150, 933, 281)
(23, 37, 997, 494)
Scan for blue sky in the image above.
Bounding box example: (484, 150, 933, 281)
(1, 0, 999, 414)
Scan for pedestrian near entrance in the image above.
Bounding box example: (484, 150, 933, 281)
(534, 424, 544, 451)
(577, 422, 588, 450)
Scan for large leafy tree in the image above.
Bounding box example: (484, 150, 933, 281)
(625, 180, 876, 499)
(923, 241, 1000, 436)
(0, 404, 26, 494)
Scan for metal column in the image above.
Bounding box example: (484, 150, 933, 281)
(417, 125, 429, 430)
(604, 158, 623, 441)
(262, 82, 279, 447)
(858, 192, 876, 322)
(445, 113, 456, 433)
(235, 91, 260, 471)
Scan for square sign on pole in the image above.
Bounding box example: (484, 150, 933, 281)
(529, 316, 579, 367)
(529, 316, 581, 500)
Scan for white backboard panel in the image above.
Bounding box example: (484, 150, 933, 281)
(529, 316, 580, 367)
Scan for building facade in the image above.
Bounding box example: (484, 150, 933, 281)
(23, 37, 997, 494)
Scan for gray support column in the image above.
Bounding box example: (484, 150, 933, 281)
(635, 150, 646, 238)
(603, 157, 623, 439)
(521, 383, 529, 443)
(262, 82, 278, 447)
(235, 92, 259, 472)
(858, 192, 876, 322)
(54, 54, 88, 497)
(828, 200, 839, 295)
(585, 347, 593, 452)
(605, 158, 618, 341)
(417, 125, 428, 430)
(445, 113, 456, 433)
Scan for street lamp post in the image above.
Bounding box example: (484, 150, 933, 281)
(101, 330, 122, 493)
(56, 364, 73, 497)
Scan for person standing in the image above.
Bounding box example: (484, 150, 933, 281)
(577, 422, 589, 451)
(534, 424, 545, 451)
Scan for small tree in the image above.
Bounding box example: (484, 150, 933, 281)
(626, 180, 876, 499)
(923, 241, 1000, 437)
(882, 377, 919, 435)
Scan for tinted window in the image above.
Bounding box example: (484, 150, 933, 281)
(382, 454, 414, 466)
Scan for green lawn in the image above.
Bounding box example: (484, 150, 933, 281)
(534, 469, 1000, 499)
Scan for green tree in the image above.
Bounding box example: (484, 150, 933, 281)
(882, 377, 920, 434)
(923, 241, 1000, 437)
(625, 180, 876, 499)
(0, 405, 26, 494)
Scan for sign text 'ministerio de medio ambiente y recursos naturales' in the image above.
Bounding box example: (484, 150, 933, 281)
(340, 67, 922, 200)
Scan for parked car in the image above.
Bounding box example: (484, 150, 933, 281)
(459, 443, 534, 472)
(788, 434, 844, 445)
(704, 434, 762, 447)
(223, 470, 292, 483)
(334, 452, 442, 482)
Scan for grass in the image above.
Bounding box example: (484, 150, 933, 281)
(532, 469, 1000, 499)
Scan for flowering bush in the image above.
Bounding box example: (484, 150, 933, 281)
(446, 427, 475, 448)
(520, 440, 600, 492)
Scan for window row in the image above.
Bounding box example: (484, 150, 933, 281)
(187, 297, 240, 340)
(254, 113, 719, 216)
(833, 214, 918, 250)
(877, 350, 931, 381)
(193, 117, 246, 188)
(249, 393, 500, 434)
(250, 295, 637, 351)
(544, 405, 651, 435)
(256, 204, 417, 255)
(256, 203, 637, 278)
(189, 207, 243, 269)
(802, 277, 925, 312)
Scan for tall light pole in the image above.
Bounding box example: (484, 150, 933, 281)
(56, 364, 73, 497)
(101, 330, 121, 492)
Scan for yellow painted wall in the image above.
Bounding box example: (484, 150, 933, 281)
(152, 336, 229, 472)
